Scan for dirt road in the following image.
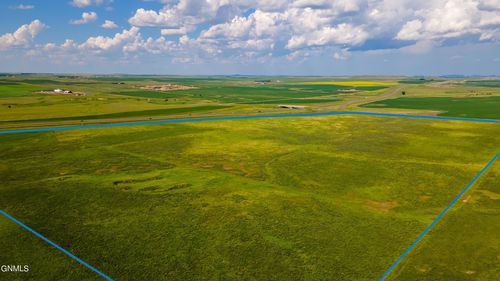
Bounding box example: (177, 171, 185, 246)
(337, 86, 404, 110)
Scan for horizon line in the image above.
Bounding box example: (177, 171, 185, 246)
(1, 72, 499, 78)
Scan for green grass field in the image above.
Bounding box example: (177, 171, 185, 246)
(1, 75, 499, 281)
(0, 75, 391, 125)
(388, 160, 500, 281)
(465, 80, 500, 88)
(243, 98, 340, 104)
(1, 114, 499, 280)
(362, 96, 500, 119)
(111, 84, 383, 103)
(1, 105, 229, 123)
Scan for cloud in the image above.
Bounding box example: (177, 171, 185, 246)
(400, 40, 437, 54)
(11, 0, 500, 67)
(397, 20, 424, 40)
(125, 1, 409, 59)
(102, 20, 118, 29)
(128, 8, 185, 28)
(37, 26, 180, 64)
(81, 27, 141, 51)
(0, 20, 46, 51)
(72, 0, 92, 8)
(333, 48, 350, 60)
(395, 0, 500, 42)
(71, 0, 112, 8)
(196, 10, 288, 57)
(161, 27, 192, 36)
(201, 16, 254, 39)
(287, 23, 368, 49)
(10, 4, 35, 10)
(70, 12, 98, 25)
(125, 36, 175, 54)
(128, 1, 286, 30)
(201, 10, 286, 39)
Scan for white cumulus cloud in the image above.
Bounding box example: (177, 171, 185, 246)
(71, 0, 112, 8)
(11, 0, 500, 65)
(129, 8, 186, 28)
(81, 27, 141, 51)
(0, 20, 46, 51)
(396, 0, 500, 41)
(287, 23, 368, 49)
(102, 20, 118, 29)
(161, 27, 192, 36)
(71, 11, 98, 25)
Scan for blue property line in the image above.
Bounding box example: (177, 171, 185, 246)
(0, 111, 498, 135)
(378, 152, 500, 281)
(0, 210, 113, 281)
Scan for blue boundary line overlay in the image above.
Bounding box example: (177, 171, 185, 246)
(378, 152, 500, 281)
(0, 210, 113, 281)
(1, 110, 499, 280)
(0, 111, 498, 135)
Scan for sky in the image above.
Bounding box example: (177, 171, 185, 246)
(0, 0, 499, 75)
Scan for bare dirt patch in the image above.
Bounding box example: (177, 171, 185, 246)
(479, 190, 500, 200)
(419, 195, 432, 202)
(365, 200, 399, 212)
(142, 84, 197, 91)
(416, 264, 432, 273)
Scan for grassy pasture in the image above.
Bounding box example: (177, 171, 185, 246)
(1, 115, 499, 280)
(290, 84, 387, 92)
(1, 105, 230, 123)
(243, 98, 340, 104)
(389, 160, 500, 281)
(1, 75, 500, 280)
(302, 81, 395, 87)
(110, 90, 188, 99)
(362, 96, 500, 119)
(0, 95, 219, 122)
(0, 83, 45, 97)
(110, 84, 385, 104)
(0, 76, 386, 107)
(398, 79, 444, 84)
(465, 80, 500, 88)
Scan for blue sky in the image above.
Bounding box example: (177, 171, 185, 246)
(1, 0, 499, 75)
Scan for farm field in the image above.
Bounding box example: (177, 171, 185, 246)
(465, 80, 500, 88)
(1, 75, 500, 281)
(1, 113, 500, 280)
(0, 75, 393, 127)
(362, 96, 500, 119)
(2, 75, 500, 129)
(1, 105, 229, 124)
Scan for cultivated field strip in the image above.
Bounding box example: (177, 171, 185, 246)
(0, 111, 498, 135)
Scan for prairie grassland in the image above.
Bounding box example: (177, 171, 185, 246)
(1, 115, 499, 280)
(1, 75, 500, 281)
(302, 81, 396, 87)
(389, 160, 500, 281)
